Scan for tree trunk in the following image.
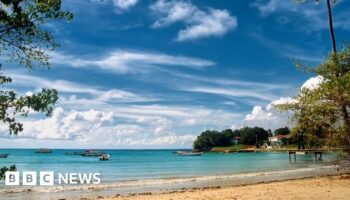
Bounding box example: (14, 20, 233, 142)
(326, 0, 337, 53)
(340, 101, 350, 145)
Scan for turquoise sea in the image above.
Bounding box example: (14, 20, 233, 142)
(0, 149, 337, 183)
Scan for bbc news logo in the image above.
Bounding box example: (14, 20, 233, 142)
(5, 171, 101, 186)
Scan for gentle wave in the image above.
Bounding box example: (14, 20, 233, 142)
(0, 165, 339, 193)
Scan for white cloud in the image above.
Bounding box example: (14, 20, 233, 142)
(150, 0, 237, 41)
(267, 97, 296, 110)
(150, 0, 196, 27)
(113, 0, 138, 12)
(301, 75, 324, 90)
(50, 50, 215, 74)
(16, 107, 114, 140)
(243, 75, 324, 130)
(243, 105, 288, 130)
(91, 0, 138, 13)
(0, 103, 240, 148)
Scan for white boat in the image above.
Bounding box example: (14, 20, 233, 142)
(99, 154, 110, 161)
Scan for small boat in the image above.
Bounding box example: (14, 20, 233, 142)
(174, 151, 186, 155)
(35, 148, 52, 153)
(0, 153, 9, 158)
(82, 150, 104, 157)
(65, 151, 84, 155)
(99, 154, 110, 161)
(178, 152, 202, 156)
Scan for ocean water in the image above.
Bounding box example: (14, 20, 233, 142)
(0, 149, 337, 183)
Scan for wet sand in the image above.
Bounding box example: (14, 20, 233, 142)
(102, 174, 350, 200)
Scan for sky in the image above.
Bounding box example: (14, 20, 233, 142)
(1, 0, 350, 149)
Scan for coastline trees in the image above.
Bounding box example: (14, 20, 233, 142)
(193, 127, 269, 150)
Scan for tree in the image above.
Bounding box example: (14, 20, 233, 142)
(276, 0, 350, 149)
(274, 127, 291, 136)
(1, 0, 73, 68)
(0, 0, 73, 134)
(193, 129, 240, 150)
(275, 45, 350, 148)
(0, 0, 73, 177)
(239, 127, 269, 145)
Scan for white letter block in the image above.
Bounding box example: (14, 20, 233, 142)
(5, 171, 19, 186)
(40, 171, 54, 186)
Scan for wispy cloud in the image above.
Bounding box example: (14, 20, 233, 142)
(251, 0, 350, 31)
(250, 31, 325, 63)
(50, 50, 215, 74)
(9, 73, 158, 103)
(183, 86, 278, 102)
(150, 0, 237, 41)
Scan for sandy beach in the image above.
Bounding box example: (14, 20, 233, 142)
(99, 175, 350, 200)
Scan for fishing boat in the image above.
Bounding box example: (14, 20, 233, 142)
(82, 150, 104, 157)
(0, 153, 9, 158)
(99, 154, 110, 161)
(178, 152, 202, 156)
(35, 148, 52, 153)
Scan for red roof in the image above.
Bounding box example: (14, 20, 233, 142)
(275, 134, 286, 139)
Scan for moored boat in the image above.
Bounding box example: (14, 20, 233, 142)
(65, 151, 84, 155)
(178, 152, 202, 156)
(99, 154, 110, 161)
(35, 148, 52, 153)
(0, 153, 9, 158)
(82, 150, 104, 157)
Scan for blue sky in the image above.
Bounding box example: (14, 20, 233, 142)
(1, 0, 350, 149)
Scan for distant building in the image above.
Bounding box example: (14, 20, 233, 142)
(268, 134, 289, 146)
(233, 136, 241, 145)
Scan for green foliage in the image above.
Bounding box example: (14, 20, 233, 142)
(193, 127, 269, 150)
(0, 1, 72, 175)
(274, 127, 291, 136)
(193, 130, 234, 150)
(0, 70, 58, 134)
(239, 127, 269, 146)
(275, 45, 350, 148)
(0, 0, 72, 134)
(0, 164, 16, 180)
(0, 0, 73, 68)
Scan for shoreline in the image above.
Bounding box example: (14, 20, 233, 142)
(0, 164, 349, 200)
(104, 174, 350, 200)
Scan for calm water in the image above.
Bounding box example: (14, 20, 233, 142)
(0, 149, 337, 183)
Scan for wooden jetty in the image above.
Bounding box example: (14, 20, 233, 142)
(288, 150, 328, 162)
